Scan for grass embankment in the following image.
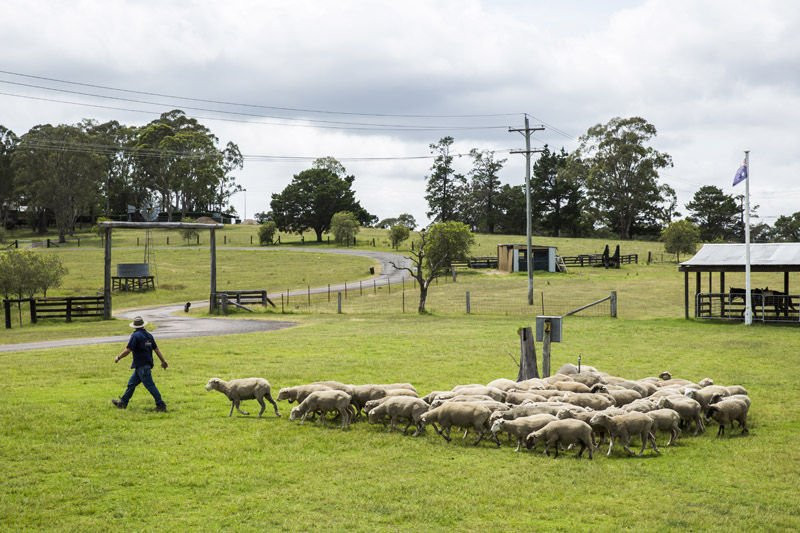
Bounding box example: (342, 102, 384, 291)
(1, 315, 799, 530)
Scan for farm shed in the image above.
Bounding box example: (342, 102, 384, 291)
(497, 244, 558, 273)
(678, 243, 800, 323)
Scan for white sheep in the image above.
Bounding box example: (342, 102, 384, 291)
(706, 399, 749, 437)
(205, 377, 280, 418)
(589, 412, 659, 457)
(656, 396, 705, 435)
(525, 419, 594, 459)
(367, 396, 429, 436)
(289, 390, 352, 429)
(645, 408, 681, 446)
(490, 414, 557, 451)
(419, 403, 500, 446)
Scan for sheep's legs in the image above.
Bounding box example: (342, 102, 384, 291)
(606, 437, 614, 457)
(229, 402, 235, 417)
(473, 432, 485, 446)
(235, 401, 250, 416)
(649, 432, 660, 454)
(257, 398, 266, 417)
(266, 393, 280, 417)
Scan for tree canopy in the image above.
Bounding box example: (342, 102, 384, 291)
(662, 219, 701, 262)
(270, 158, 373, 242)
(577, 117, 674, 239)
(425, 137, 466, 223)
(686, 185, 740, 241)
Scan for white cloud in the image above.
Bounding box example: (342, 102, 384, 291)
(1, 0, 798, 225)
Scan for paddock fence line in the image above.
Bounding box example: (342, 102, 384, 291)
(261, 277, 616, 318)
(695, 292, 800, 323)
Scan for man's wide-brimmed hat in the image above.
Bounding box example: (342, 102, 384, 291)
(129, 316, 147, 329)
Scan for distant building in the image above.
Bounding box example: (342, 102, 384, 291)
(497, 244, 558, 273)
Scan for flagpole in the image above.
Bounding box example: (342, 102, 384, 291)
(744, 150, 752, 326)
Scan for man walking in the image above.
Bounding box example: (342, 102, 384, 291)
(112, 316, 168, 412)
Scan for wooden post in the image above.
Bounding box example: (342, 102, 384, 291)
(197, 234, 200, 245)
(647, 251, 652, 264)
(261, 290, 267, 306)
(224, 235, 227, 245)
(684, 270, 689, 319)
(610, 290, 617, 318)
(220, 294, 228, 315)
(517, 326, 538, 381)
(307, 285, 311, 307)
(720, 271, 726, 317)
(66, 298, 72, 322)
(388, 278, 391, 294)
(281, 294, 284, 313)
(785, 271, 790, 295)
(344, 282, 348, 299)
(137, 237, 139, 246)
(402, 288, 405, 313)
(360, 281, 363, 296)
(373, 280, 376, 294)
(452, 269, 457, 282)
(250, 235, 253, 245)
(542, 319, 552, 378)
(29, 298, 37, 324)
(209, 229, 217, 313)
(337, 292, 342, 314)
(103, 227, 112, 320)
(695, 271, 701, 318)
(167, 236, 169, 245)
(4, 300, 11, 329)
(466, 291, 471, 314)
(328, 284, 331, 302)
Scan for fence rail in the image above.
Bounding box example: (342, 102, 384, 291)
(561, 253, 638, 267)
(4, 296, 105, 328)
(696, 292, 800, 323)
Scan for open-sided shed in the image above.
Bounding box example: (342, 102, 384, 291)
(678, 243, 800, 322)
(497, 244, 558, 273)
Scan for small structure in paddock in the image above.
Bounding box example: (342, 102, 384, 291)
(679, 243, 800, 323)
(497, 244, 559, 273)
(112, 263, 155, 292)
(98, 221, 224, 319)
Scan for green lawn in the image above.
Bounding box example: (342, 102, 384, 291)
(1, 314, 798, 530)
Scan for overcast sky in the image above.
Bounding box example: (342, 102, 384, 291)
(2, 0, 798, 226)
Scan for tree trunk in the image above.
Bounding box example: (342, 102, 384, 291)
(315, 228, 323, 242)
(418, 282, 428, 314)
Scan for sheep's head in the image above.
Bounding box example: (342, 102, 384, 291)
(525, 430, 542, 450)
(367, 410, 380, 425)
(590, 384, 608, 394)
(277, 388, 292, 401)
(709, 393, 725, 405)
(698, 378, 715, 387)
(205, 378, 222, 392)
(490, 418, 505, 435)
(589, 413, 609, 427)
(289, 406, 302, 421)
(659, 371, 672, 381)
(556, 409, 574, 420)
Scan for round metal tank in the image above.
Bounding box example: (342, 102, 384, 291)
(116, 263, 150, 277)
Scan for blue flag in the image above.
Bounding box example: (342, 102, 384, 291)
(733, 160, 748, 186)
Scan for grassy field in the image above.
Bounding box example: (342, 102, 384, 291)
(3, 229, 800, 529)
(1, 314, 799, 530)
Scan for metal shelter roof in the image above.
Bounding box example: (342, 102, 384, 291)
(679, 243, 800, 272)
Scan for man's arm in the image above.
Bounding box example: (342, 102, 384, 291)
(155, 348, 168, 369)
(115, 348, 131, 363)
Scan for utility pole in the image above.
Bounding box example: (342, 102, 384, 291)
(509, 114, 545, 306)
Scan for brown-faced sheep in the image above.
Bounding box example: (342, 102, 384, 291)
(419, 403, 499, 446)
(706, 399, 749, 436)
(657, 396, 705, 435)
(367, 396, 429, 436)
(645, 408, 681, 446)
(490, 414, 557, 451)
(289, 390, 352, 429)
(589, 412, 659, 456)
(205, 377, 281, 418)
(525, 419, 594, 459)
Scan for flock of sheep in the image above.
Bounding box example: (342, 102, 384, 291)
(204, 363, 751, 459)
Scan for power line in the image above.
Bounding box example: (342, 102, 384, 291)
(0, 69, 520, 119)
(0, 91, 510, 132)
(0, 79, 512, 130)
(15, 137, 512, 162)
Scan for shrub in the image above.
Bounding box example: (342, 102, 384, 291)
(389, 224, 410, 249)
(180, 218, 200, 243)
(330, 211, 360, 244)
(258, 221, 277, 245)
(662, 220, 700, 262)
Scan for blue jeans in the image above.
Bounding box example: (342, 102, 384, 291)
(120, 366, 165, 407)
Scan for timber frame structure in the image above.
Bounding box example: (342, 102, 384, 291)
(97, 221, 224, 319)
(678, 243, 800, 322)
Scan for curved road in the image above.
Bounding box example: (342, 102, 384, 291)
(0, 248, 413, 353)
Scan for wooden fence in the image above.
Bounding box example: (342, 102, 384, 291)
(560, 254, 638, 267)
(4, 296, 105, 328)
(696, 293, 800, 323)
